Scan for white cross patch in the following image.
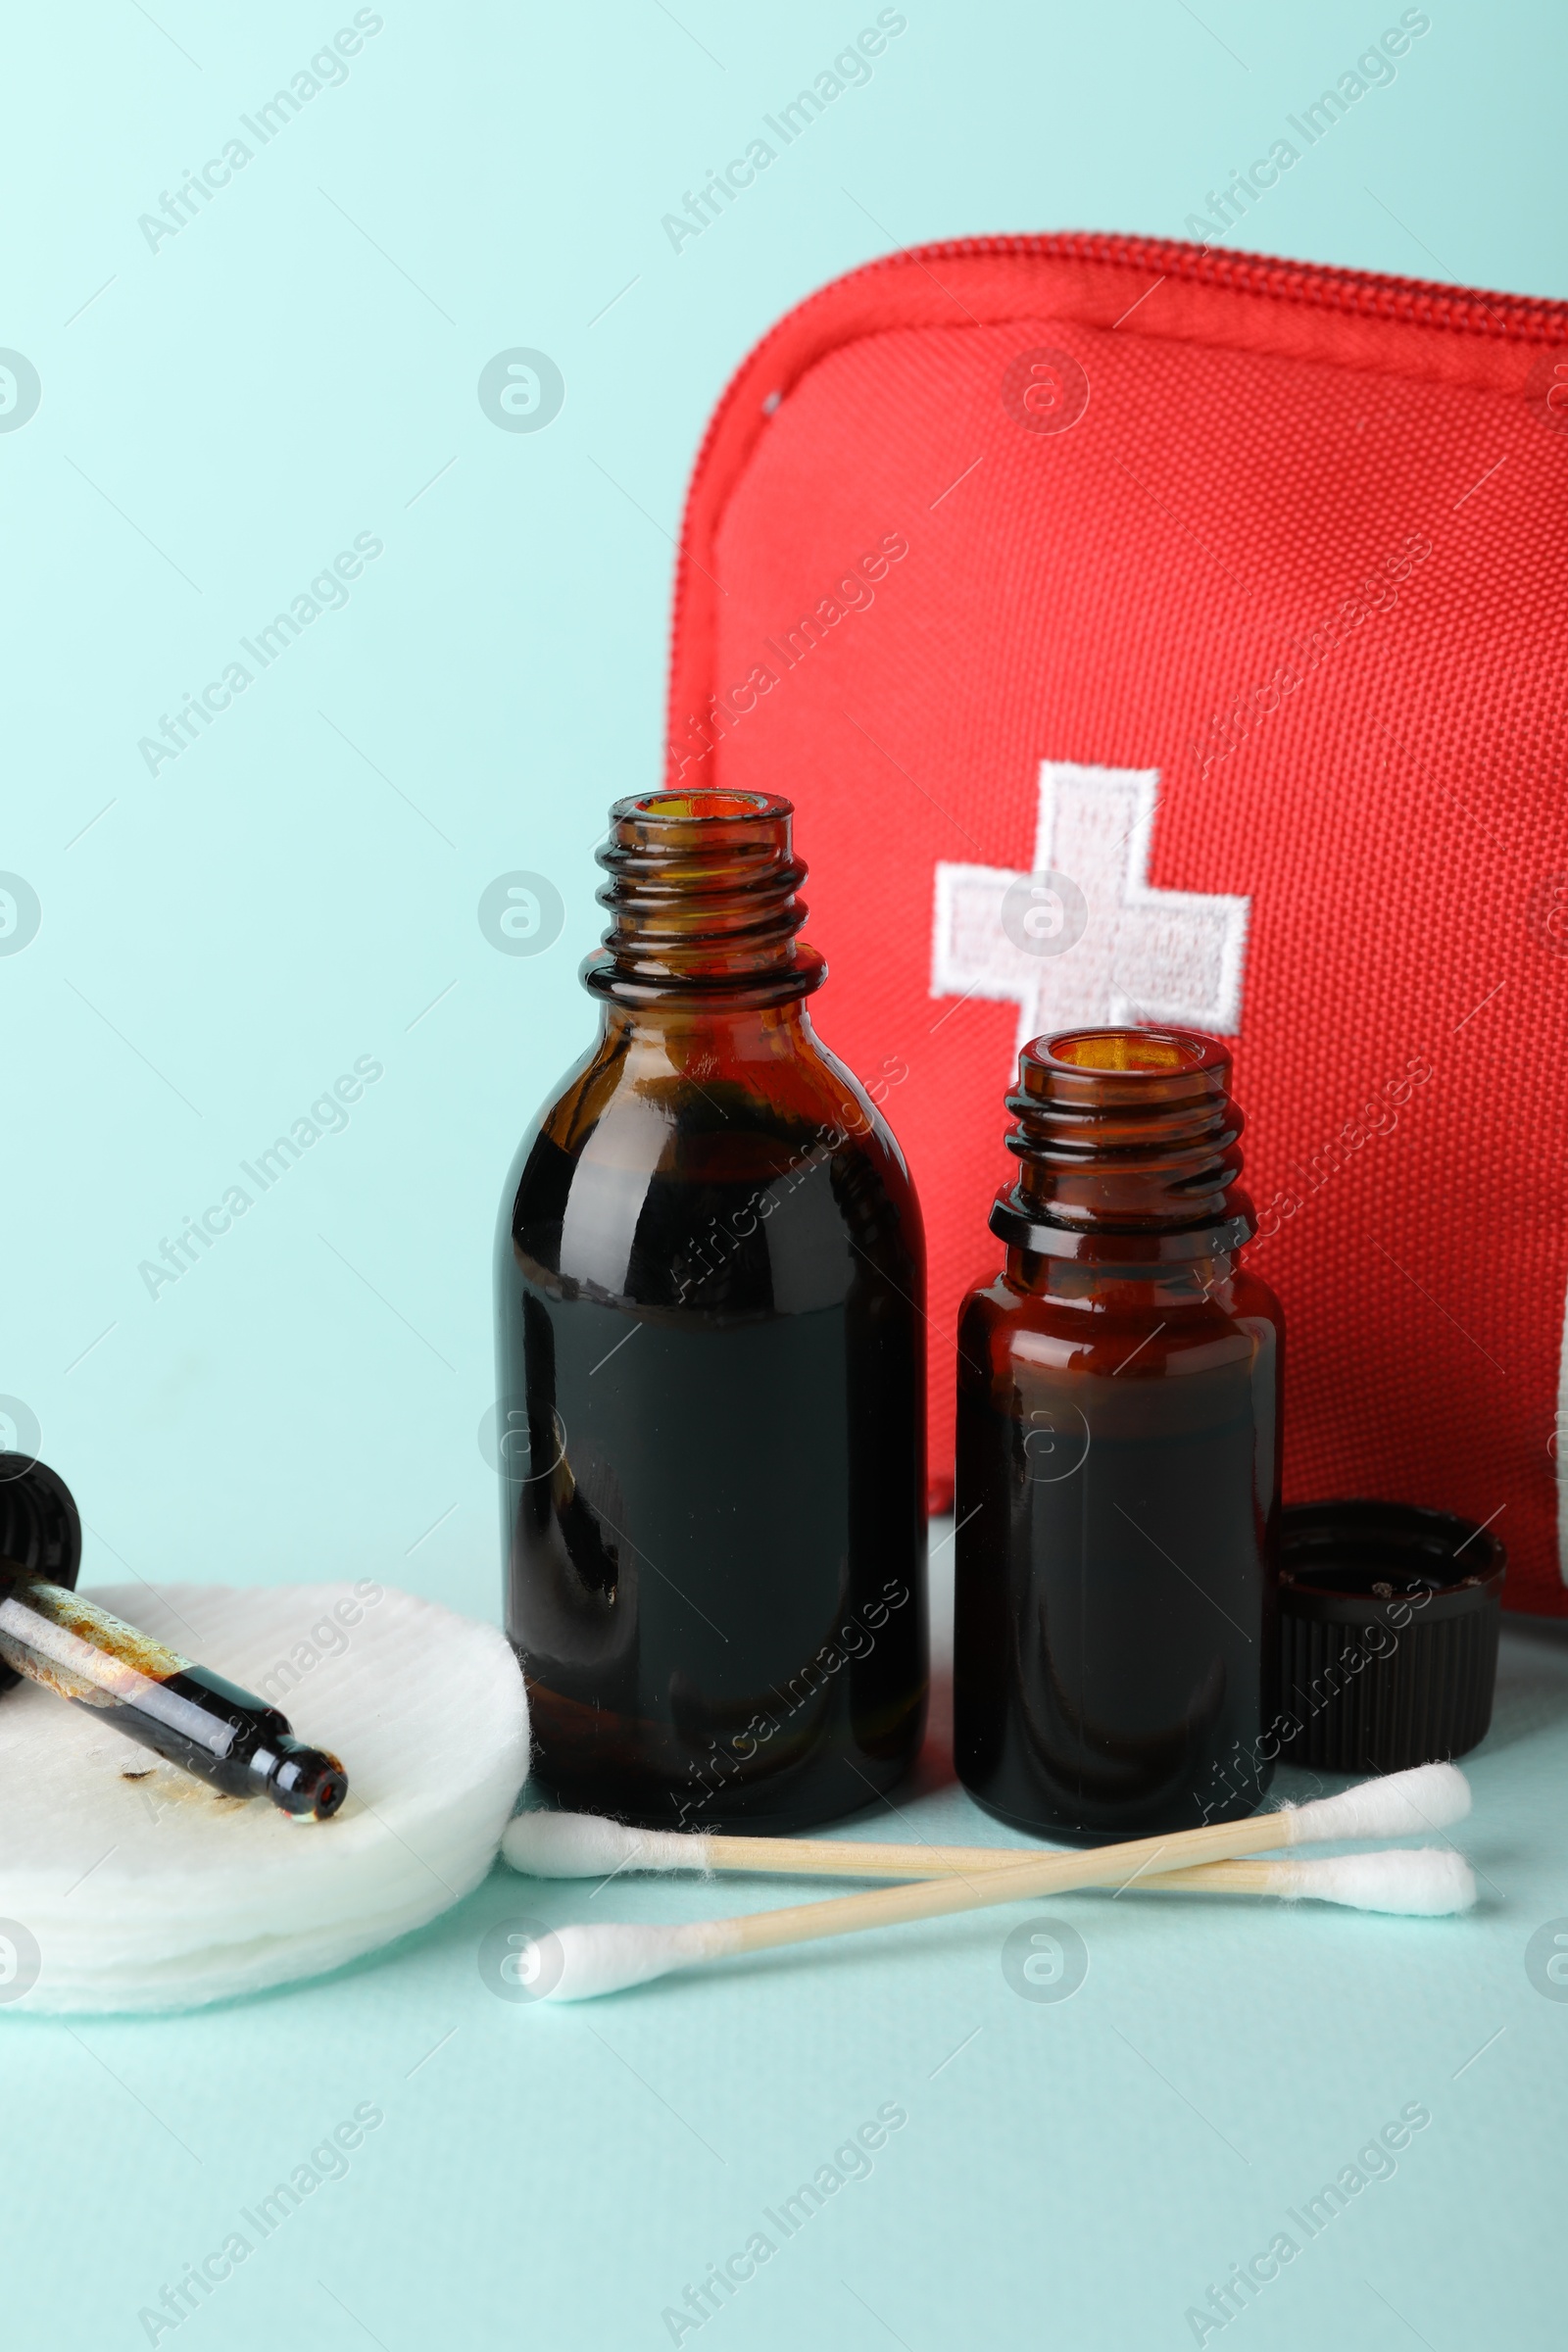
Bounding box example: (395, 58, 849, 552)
(930, 760, 1251, 1057)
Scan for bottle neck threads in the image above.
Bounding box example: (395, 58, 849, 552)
(991, 1027, 1255, 1262)
(583, 790, 826, 1009)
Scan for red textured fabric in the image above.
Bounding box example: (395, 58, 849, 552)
(662, 233, 1568, 1615)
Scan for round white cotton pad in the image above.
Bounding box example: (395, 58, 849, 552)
(0, 1582, 528, 2014)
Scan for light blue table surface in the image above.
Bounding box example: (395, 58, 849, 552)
(6, 1530, 1565, 2352)
(6, 4, 1565, 2344)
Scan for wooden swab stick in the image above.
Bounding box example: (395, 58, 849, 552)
(501, 1811, 1473, 1916)
(521, 1762, 1472, 2002)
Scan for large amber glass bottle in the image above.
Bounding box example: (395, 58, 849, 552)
(496, 791, 927, 1831)
(954, 1028, 1282, 1844)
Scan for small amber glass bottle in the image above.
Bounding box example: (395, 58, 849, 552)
(953, 1027, 1283, 1844)
(496, 790, 927, 1832)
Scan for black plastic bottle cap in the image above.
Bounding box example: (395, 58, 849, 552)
(1277, 1498, 1504, 1773)
(0, 1454, 83, 1693)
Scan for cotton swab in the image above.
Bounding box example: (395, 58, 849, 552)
(501, 1811, 1474, 1919)
(1132, 1849, 1474, 1912)
(520, 1761, 1472, 2002)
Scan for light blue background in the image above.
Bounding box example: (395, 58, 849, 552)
(3, 4, 1564, 2346)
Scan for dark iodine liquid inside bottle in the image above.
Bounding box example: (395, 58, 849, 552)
(497, 790, 927, 1832)
(955, 1335, 1278, 1842)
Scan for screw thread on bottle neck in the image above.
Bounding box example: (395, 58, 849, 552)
(992, 1026, 1254, 1257)
(584, 790, 826, 1009)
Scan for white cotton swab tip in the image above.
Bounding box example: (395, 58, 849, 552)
(502, 1810, 706, 1879)
(1282, 1761, 1471, 1844)
(1270, 1846, 1476, 1915)
(536, 1919, 728, 2002)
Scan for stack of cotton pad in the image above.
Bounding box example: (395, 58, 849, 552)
(0, 1582, 528, 2013)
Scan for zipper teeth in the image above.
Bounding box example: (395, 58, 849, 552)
(833, 229, 1565, 336)
(667, 230, 1565, 730)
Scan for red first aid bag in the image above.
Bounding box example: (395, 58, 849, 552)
(661, 232, 1568, 1614)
